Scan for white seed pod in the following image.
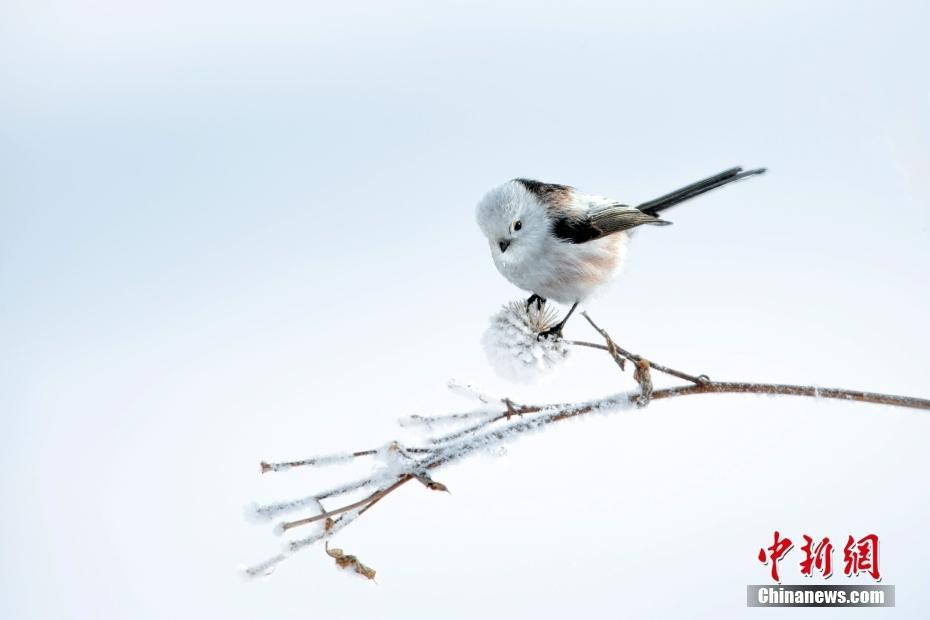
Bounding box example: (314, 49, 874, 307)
(481, 301, 570, 383)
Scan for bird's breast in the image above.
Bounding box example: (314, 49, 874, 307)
(494, 234, 628, 304)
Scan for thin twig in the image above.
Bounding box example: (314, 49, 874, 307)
(262, 446, 434, 474)
(280, 477, 411, 531)
(261, 450, 377, 473)
(358, 477, 412, 516)
(427, 398, 531, 445)
(580, 311, 709, 385)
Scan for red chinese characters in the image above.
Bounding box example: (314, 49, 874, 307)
(758, 532, 881, 581)
(800, 535, 834, 578)
(758, 531, 793, 582)
(843, 534, 881, 580)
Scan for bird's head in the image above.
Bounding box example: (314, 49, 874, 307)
(475, 180, 550, 265)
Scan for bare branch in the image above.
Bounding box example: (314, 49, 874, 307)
(579, 311, 710, 385)
(648, 382, 930, 409)
(279, 478, 410, 532)
(244, 311, 929, 578)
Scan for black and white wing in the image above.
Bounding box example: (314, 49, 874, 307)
(551, 201, 670, 244)
(517, 166, 766, 244)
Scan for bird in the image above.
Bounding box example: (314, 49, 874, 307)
(475, 166, 766, 338)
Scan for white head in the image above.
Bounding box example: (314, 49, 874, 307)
(475, 180, 551, 267)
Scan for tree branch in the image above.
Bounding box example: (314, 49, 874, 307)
(244, 310, 929, 578)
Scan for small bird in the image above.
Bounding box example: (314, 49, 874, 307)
(476, 166, 766, 338)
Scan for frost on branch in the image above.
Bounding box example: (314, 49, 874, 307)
(243, 379, 641, 580)
(482, 301, 570, 382)
(242, 309, 930, 581)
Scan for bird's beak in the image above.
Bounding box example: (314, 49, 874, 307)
(498, 239, 510, 253)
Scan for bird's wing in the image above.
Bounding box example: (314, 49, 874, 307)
(552, 202, 671, 243)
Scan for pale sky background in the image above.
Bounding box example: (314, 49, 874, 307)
(2, 0, 929, 618)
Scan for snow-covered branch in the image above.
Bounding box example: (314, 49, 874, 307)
(243, 304, 930, 580)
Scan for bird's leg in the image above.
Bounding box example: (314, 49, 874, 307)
(538, 301, 579, 340)
(526, 293, 547, 311)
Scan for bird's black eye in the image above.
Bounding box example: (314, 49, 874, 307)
(513, 220, 522, 232)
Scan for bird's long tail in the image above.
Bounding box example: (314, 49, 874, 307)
(637, 167, 766, 216)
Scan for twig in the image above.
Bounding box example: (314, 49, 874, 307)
(261, 451, 376, 473)
(648, 382, 930, 409)
(579, 311, 710, 385)
(280, 477, 411, 531)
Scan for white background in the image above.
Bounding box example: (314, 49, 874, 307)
(2, 0, 928, 617)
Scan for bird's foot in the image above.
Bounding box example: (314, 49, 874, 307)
(537, 300, 577, 340)
(526, 294, 547, 311)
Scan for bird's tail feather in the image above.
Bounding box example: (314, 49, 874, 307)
(637, 167, 766, 216)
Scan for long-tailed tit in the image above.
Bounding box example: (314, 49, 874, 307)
(476, 166, 766, 337)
